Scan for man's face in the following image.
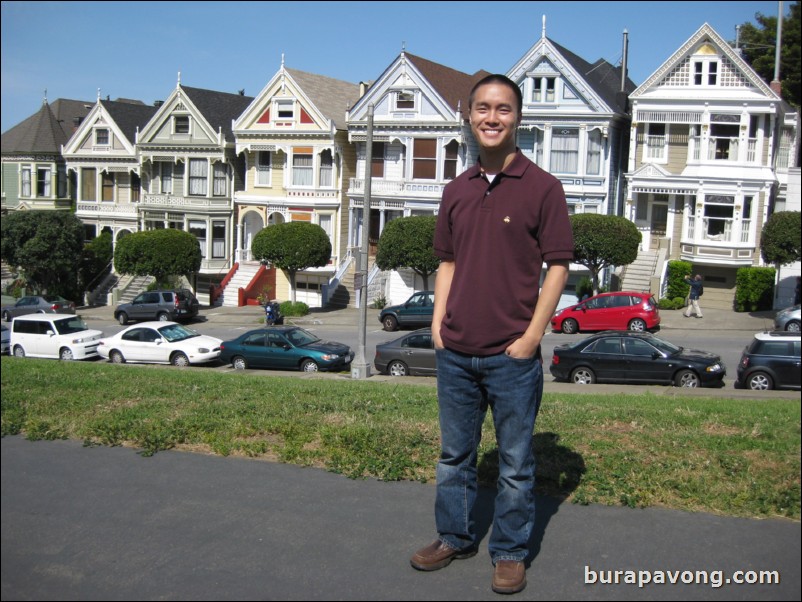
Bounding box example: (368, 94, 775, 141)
(469, 82, 521, 155)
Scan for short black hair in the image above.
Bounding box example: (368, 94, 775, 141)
(469, 74, 522, 115)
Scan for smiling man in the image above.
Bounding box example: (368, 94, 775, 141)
(409, 74, 574, 595)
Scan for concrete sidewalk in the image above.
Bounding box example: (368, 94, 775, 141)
(2, 436, 799, 601)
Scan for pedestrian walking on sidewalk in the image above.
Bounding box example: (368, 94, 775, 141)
(684, 274, 704, 318)
(409, 74, 573, 595)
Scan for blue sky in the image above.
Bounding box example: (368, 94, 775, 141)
(0, 1, 787, 133)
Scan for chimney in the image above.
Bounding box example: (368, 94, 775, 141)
(72, 116, 82, 131)
(154, 100, 163, 108)
(359, 82, 368, 97)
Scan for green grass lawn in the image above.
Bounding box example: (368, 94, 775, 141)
(2, 356, 799, 520)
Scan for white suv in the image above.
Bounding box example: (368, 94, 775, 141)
(10, 314, 103, 360)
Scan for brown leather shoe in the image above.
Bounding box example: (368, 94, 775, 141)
(492, 560, 526, 594)
(410, 539, 477, 571)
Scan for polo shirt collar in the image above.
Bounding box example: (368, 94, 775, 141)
(469, 149, 528, 181)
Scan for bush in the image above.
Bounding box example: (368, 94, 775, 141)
(735, 267, 775, 312)
(280, 301, 309, 317)
(371, 295, 387, 309)
(575, 277, 593, 301)
(666, 260, 693, 300)
(658, 296, 686, 310)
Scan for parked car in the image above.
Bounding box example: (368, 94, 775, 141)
(735, 331, 801, 391)
(219, 326, 354, 372)
(2, 295, 76, 322)
(773, 304, 800, 332)
(10, 314, 102, 360)
(374, 328, 436, 377)
(549, 331, 725, 387)
(1, 324, 10, 354)
(97, 322, 222, 367)
(379, 291, 435, 331)
(550, 291, 660, 334)
(114, 289, 199, 325)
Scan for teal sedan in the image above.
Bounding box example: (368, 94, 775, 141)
(219, 326, 354, 372)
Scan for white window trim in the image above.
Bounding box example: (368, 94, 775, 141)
(642, 123, 669, 164)
(173, 115, 190, 135)
(255, 151, 273, 188)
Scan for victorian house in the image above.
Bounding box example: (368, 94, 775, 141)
(229, 63, 360, 307)
(1, 97, 92, 214)
(624, 23, 796, 309)
(62, 95, 157, 247)
(506, 24, 635, 297)
(135, 80, 253, 294)
(346, 52, 489, 304)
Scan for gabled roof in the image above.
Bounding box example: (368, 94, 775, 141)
(631, 23, 779, 99)
(404, 53, 491, 118)
(550, 40, 636, 112)
(99, 99, 159, 143)
(1, 98, 93, 155)
(179, 86, 254, 139)
(285, 68, 361, 128)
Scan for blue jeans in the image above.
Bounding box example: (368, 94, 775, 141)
(434, 347, 543, 563)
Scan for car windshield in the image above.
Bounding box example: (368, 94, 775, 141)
(648, 336, 682, 355)
(157, 323, 200, 342)
(53, 317, 90, 335)
(285, 328, 320, 347)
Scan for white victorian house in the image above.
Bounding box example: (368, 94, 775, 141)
(625, 23, 797, 309)
(347, 51, 488, 305)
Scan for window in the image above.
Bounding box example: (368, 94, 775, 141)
(256, 151, 271, 186)
(645, 123, 667, 161)
(212, 220, 226, 258)
(444, 140, 458, 180)
(292, 148, 313, 186)
(550, 128, 579, 173)
(413, 139, 437, 179)
(318, 213, 333, 241)
(82, 168, 97, 201)
(532, 77, 556, 102)
(213, 162, 227, 196)
(160, 163, 173, 194)
(95, 128, 110, 145)
(693, 60, 719, 86)
(319, 149, 333, 187)
(101, 172, 114, 201)
(21, 167, 31, 197)
(395, 91, 415, 110)
(131, 173, 141, 202)
(586, 130, 602, 174)
(188, 159, 208, 196)
(703, 195, 734, 240)
(174, 115, 189, 134)
(277, 100, 294, 120)
(36, 167, 51, 197)
(189, 220, 207, 258)
(371, 142, 385, 178)
(710, 122, 739, 161)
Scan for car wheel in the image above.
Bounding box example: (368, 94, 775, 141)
(13, 345, 25, 358)
(561, 318, 579, 334)
(59, 348, 74, 361)
(747, 371, 773, 390)
(628, 318, 647, 332)
(2, 310, 10, 322)
(110, 350, 125, 364)
(232, 356, 248, 370)
(171, 352, 190, 367)
(157, 312, 170, 322)
(570, 366, 595, 384)
(786, 320, 800, 332)
(382, 315, 398, 332)
(117, 312, 129, 326)
(387, 360, 409, 377)
(300, 359, 319, 372)
(674, 369, 699, 387)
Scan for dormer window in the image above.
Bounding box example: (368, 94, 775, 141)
(693, 60, 719, 86)
(95, 128, 110, 145)
(532, 77, 556, 102)
(395, 91, 415, 110)
(174, 115, 190, 134)
(277, 100, 294, 120)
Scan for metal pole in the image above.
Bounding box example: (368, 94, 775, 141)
(351, 103, 374, 379)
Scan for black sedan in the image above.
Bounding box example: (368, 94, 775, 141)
(549, 331, 726, 388)
(219, 326, 354, 372)
(374, 328, 436, 377)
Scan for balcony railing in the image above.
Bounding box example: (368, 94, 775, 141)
(348, 178, 446, 198)
(141, 193, 231, 209)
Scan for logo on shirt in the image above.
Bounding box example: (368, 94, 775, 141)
(503, 216, 511, 224)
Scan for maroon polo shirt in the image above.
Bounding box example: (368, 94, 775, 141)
(433, 151, 574, 356)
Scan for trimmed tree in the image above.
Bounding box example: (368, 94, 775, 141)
(375, 215, 440, 290)
(251, 222, 331, 303)
(114, 229, 202, 285)
(570, 214, 641, 294)
(760, 211, 802, 266)
(0, 210, 84, 298)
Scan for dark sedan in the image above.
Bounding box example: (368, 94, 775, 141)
(219, 326, 354, 372)
(549, 331, 725, 388)
(2, 295, 76, 322)
(374, 328, 436, 377)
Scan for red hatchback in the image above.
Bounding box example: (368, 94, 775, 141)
(551, 291, 660, 334)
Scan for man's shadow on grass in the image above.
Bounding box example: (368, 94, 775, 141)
(474, 432, 585, 567)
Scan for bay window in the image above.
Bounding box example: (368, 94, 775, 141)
(550, 128, 579, 173)
(586, 130, 602, 174)
(212, 221, 226, 258)
(189, 220, 207, 258)
(413, 139, 437, 179)
(21, 167, 31, 197)
(256, 151, 271, 186)
(444, 140, 458, 180)
(36, 167, 51, 197)
(188, 159, 208, 196)
(213, 162, 227, 196)
(102, 172, 114, 201)
(319, 150, 333, 187)
(292, 148, 313, 186)
(82, 168, 97, 201)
